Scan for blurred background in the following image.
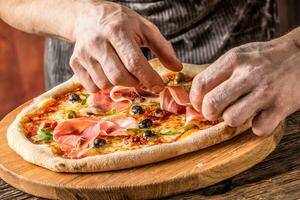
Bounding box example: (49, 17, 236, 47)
(0, 0, 299, 119)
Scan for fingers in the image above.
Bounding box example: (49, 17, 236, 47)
(69, 57, 99, 93)
(201, 71, 255, 120)
(109, 32, 165, 93)
(143, 22, 182, 72)
(83, 58, 112, 89)
(190, 53, 237, 113)
(252, 106, 284, 137)
(90, 41, 139, 87)
(222, 88, 270, 127)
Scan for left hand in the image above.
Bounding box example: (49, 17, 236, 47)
(190, 28, 300, 137)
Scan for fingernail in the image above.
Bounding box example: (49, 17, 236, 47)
(151, 85, 164, 93)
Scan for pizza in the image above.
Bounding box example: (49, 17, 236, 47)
(7, 59, 251, 172)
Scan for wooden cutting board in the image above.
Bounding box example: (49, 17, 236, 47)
(0, 102, 284, 200)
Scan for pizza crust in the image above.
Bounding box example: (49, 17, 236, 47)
(7, 59, 251, 172)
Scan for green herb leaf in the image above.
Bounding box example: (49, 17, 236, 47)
(127, 128, 141, 134)
(33, 123, 53, 143)
(161, 130, 180, 135)
(148, 101, 160, 107)
(163, 78, 171, 85)
(160, 124, 196, 135)
(80, 93, 90, 105)
(182, 124, 196, 131)
(106, 109, 118, 116)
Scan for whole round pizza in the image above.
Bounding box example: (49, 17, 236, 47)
(7, 59, 251, 172)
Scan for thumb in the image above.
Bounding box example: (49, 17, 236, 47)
(143, 22, 183, 71)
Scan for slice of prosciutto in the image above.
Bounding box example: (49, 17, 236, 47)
(53, 118, 99, 157)
(109, 86, 139, 103)
(86, 85, 158, 114)
(160, 86, 190, 114)
(53, 114, 137, 158)
(185, 106, 205, 125)
(87, 88, 130, 113)
(110, 85, 159, 102)
(159, 86, 206, 125)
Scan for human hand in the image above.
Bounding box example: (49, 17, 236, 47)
(69, 1, 182, 93)
(190, 28, 300, 136)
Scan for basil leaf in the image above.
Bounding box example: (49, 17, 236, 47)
(33, 125, 53, 143)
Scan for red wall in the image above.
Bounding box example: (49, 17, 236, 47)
(0, 20, 45, 119)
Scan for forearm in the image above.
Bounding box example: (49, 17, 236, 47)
(0, 0, 97, 42)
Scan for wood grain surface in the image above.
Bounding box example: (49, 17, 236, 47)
(0, 102, 284, 200)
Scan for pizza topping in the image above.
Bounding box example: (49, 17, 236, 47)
(109, 86, 140, 103)
(68, 93, 81, 103)
(143, 130, 156, 138)
(175, 72, 185, 84)
(160, 124, 195, 135)
(32, 122, 54, 143)
(160, 86, 190, 114)
(80, 93, 90, 105)
(185, 106, 204, 125)
(138, 119, 153, 129)
(88, 89, 130, 113)
(143, 109, 170, 122)
(135, 85, 159, 98)
(66, 110, 76, 119)
(93, 138, 106, 148)
(102, 114, 137, 130)
(52, 118, 99, 157)
(52, 115, 138, 157)
(131, 105, 144, 114)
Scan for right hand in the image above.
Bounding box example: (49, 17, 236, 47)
(70, 1, 182, 93)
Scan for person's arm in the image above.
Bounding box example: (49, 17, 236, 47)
(190, 27, 300, 137)
(0, 0, 79, 42)
(0, 0, 182, 92)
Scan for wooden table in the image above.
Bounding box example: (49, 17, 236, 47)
(0, 110, 299, 200)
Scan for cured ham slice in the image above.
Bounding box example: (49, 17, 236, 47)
(86, 85, 160, 115)
(160, 86, 206, 125)
(102, 114, 138, 129)
(87, 88, 130, 113)
(109, 86, 139, 103)
(110, 85, 159, 102)
(53, 118, 99, 157)
(53, 115, 138, 158)
(167, 86, 190, 106)
(135, 85, 159, 98)
(160, 86, 190, 114)
(185, 106, 205, 125)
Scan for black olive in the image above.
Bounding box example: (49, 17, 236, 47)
(68, 93, 81, 103)
(143, 130, 155, 138)
(138, 119, 153, 129)
(87, 111, 95, 116)
(94, 138, 106, 148)
(131, 105, 144, 114)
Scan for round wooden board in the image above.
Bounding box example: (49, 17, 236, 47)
(0, 102, 284, 200)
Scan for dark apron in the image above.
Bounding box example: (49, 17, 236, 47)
(44, 0, 278, 89)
